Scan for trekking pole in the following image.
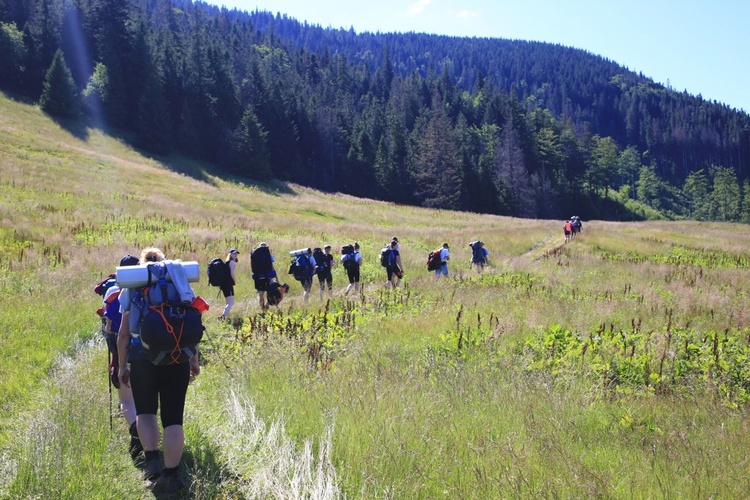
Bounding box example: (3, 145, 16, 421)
(107, 347, 113, 432)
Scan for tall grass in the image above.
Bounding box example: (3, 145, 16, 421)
(3, 93, 750, 497)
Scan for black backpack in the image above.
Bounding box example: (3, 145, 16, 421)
(251, 246, 273, 278)
(342, 252, 357, 270)
(289, 253, 313, 281)
(380, 247, 392, 268)
(312, 248, 327, 273)
(470, 241, 485, 263)
(130, 264, 204, 365)
(341, 244, 354, 255)
(207, 258, 229, 287)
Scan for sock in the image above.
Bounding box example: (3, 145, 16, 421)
(144, 450, 159, 461)
(163, 466, 179, 477)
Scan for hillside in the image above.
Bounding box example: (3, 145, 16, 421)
(3, 94, 750, 497)
(2, 0, 750, 223)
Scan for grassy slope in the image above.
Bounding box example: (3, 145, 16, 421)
(2, 92, 750, 498)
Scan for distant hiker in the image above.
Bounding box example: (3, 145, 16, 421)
(219, 249, 238, 319)
(99, 254, 141, 461)
(266, 281, 290, 306)
(314, 245, 335, 300)
(381, 240, 403, 288)
(571, 216, 583, 237)
(117, 247, 201, 493)
(288, 247, 316, 302)
(251, 242, 277, 311)
(469, 241, 488, 273)
(435, 243, 450, 278)
(342, 242, 363, 295)
(564, 220, 573, 243)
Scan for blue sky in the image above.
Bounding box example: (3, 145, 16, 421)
(206, 0, 749, 113)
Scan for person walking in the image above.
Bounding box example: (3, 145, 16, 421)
(343, 242, 363, 295)
(469, 241, 488, 273)
(117, 247, 200, 494)
(295, 248, 316, 302)
(251, 242, 276, 311)
(383, 240, 403, 288)
(315, 245, 335, 300)
(219, 248, 239, 319)
(102, 254, 141, 461)
(435, 243, 450, 278)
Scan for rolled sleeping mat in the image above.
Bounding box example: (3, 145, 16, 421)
(115, 261, 200, 288)
(289, 248, 311, 257)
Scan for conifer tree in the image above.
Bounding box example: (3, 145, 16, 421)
(39, 49, 79, 118)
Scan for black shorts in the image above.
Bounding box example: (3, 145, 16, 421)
(220, 282, 234, 298)
(129, 360, 190, 427)
(254, 276, 270, 292)
(317, 269, 332, 287)
(346, 266, 360, 283)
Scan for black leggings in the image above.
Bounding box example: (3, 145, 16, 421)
(129, 360, 190, 427)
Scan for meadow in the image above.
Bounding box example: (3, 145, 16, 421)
(2, 92, 750, 498)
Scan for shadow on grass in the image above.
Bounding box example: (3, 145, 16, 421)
(158, 428, 244, 499)
(48, 113, 91, 141)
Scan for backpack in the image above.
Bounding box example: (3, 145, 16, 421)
(207, 258, 229, 287)
(342, 252, 357, 270)
(312, 248, 327, 273)
(251, 246, 273, 278)
(289, 253, 313, 281)
(470, 241, 485, 263)
(341, 244, 354, 255)
(94, 274, 117, 296)
(380, 247, 392, 268)
(426, 250, 442, 271)
(130, 264, 204, 365)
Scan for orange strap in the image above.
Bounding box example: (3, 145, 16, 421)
(150, 304, 185, 365)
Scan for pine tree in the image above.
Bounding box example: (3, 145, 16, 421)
(39, 49, 79, 118)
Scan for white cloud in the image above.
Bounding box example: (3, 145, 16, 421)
(408, 0, 432, 15)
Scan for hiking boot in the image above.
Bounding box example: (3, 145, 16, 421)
(155, 472, 185, 494)
(143, 454, 161, 482)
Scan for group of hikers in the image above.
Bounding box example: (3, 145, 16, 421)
(213, 237, 492, 318)
(94, 236, 494, 493)
(563, 216, 583, 243)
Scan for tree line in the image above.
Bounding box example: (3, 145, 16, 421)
(2, 0, 750, 222)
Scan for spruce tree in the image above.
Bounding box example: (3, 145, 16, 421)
(39, 49, 79, 118)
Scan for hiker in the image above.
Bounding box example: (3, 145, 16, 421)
(219, 248, 239, 319)
(267, 281, 290, 306)
(564, 220, 573, 243)
(251, 242, 277, 311)
(469, 241, 488, 273)
(342, 242, 363, 295)
(117, 247, 200, 493)
(435, 243, 450, 278)
(289, 247, 316, 302)
(571, 216, 583, 236)
(101, 254, 141, 461)
(382, 240, 403, 288)
(314, 245, 335, 300)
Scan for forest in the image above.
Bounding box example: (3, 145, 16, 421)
(1, 0, 750, 221)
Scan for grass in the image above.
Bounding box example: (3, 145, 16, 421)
(2, 92, 750, 498)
